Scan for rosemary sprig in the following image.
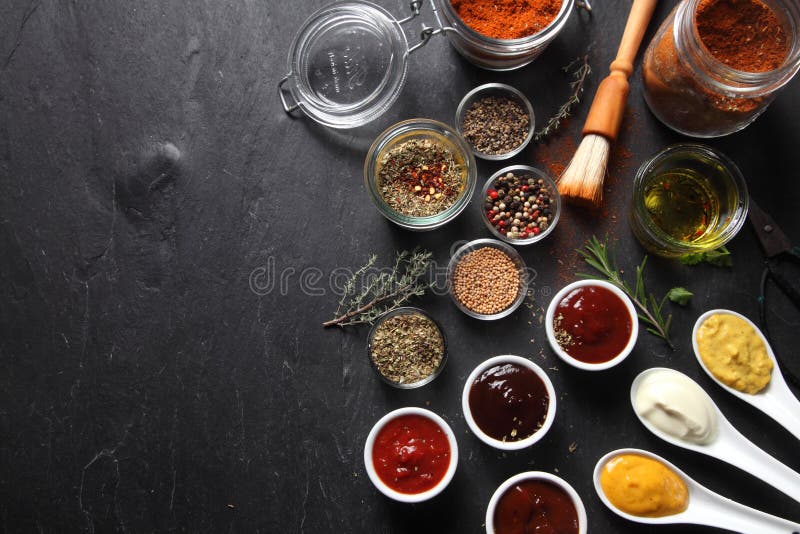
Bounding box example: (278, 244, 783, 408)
(534, 55, 592, 142)
(323, 249, 432, 328)
(577, 236, 691, 349)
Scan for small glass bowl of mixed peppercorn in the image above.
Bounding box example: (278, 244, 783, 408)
(367, 307, 448, 388)
(456, 83, 535, 160)
(480, 165, 561, 245)
(364, 118, 477, 231)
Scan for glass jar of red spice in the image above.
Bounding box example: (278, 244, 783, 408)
(642, 0, 800, 138)
(431, 0, 576, 70)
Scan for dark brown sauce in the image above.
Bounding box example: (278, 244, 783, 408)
(553, 285, 632, 364)
(494, 479, 579, 534)
(468, 362, 549, 442)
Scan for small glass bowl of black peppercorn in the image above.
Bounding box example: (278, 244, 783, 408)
(456, 83, 535, 160)
(480, 165, 561, 245)
(367, 307, 448, 389)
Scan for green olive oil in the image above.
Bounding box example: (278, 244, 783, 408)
(643, 170, 719, 243)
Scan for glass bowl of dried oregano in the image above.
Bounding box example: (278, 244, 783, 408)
(367, 307, 448, 389)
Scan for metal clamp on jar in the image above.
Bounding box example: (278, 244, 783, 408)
(278, 0, 451, 129)
(279, 0, 581, 128)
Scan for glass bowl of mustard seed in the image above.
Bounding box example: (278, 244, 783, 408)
(364, 118, 477, 231)
(480, 165, 561, 244)
(367, 307, 447, 388)
(447, 239, 530, 320)
(456, 84, 535, 160)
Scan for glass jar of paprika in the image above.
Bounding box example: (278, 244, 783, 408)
(642, 0, 800, 138)
(431, 0, 576, 71)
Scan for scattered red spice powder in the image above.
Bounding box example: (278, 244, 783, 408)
(451, 0, 564, 40)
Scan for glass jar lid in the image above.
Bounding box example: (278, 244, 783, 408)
(280, 1, 411, 129)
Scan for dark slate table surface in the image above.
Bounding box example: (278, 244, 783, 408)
(2, 0, 799, 532)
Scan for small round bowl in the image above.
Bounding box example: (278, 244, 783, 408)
(545, 280, 639, 371)
(364, 118, 477, 231)
(447, 238, 530, 320)
(462, 355, 556, 450)
(486, 471, 588, 534)
(364, 407, 458, 503)
(455, 83, 535, 160)
(629, 143, 749, 257)
(367, 307, 447, 389)
(479, 165, 561, 245)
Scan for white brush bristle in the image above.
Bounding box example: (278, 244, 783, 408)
(557, 134, 610, 208)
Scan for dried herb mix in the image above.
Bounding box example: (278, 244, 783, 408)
(377, 138, 465, 217)
(370, 312, 445, 385)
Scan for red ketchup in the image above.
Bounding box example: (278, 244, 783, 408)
(372, 414, 451, 494)
(553, 285, 632, 363)
(494, 479, 579, 534)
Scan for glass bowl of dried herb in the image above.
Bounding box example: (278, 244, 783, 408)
(364, 118, 477, 231)
(479, 165, 561, 244)
(447, 239, 530, 320)
(456, 84, 535, 160)
(367, 307, 447, 388)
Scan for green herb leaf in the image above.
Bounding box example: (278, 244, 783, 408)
(576, 235, 690, 349)
(667, 287, 693, 306)
(679, 246, 732, 267)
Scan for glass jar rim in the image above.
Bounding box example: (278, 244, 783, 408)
(446, 238, 530, 320)
(366, 307, 448, 389)
(438, 0, 575, 47)
(677, 0, 800, 95)
(455, 83, 536, 160)
(478, 165, 561, 245)
(632, 143, 749, 254)
(363, 118, 477, 230)
(285, 0, 409, 128)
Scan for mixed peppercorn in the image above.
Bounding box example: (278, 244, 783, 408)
(484, 172, 555, 240)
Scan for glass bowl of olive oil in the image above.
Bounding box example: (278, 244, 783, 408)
(630, 144, 749, 257)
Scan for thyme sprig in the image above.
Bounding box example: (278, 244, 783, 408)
(323, 249, 432, 328)
(577, 236, 691, 349)
(534, 55, 592, 142)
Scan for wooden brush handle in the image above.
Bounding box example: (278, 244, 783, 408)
(582, 0, 658, 140)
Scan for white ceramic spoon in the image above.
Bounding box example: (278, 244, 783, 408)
(631, 368, 800, 503)
(692, 309, 800, 440)
(594, 448, 800, 533)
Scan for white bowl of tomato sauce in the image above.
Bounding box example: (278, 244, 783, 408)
(545, 279, 638, 371)
(364, 407, 458, 502)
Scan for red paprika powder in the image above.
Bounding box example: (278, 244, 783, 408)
(695, 0, 789, 72)
(641, 0, 798, 137)
(451, 0, 564, 40)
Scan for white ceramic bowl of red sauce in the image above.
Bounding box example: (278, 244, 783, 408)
(462, 355, 556, 450)
(486, 471, 587, 534)
(545, 279, 638, 371)
(364, 406, 458, 503)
